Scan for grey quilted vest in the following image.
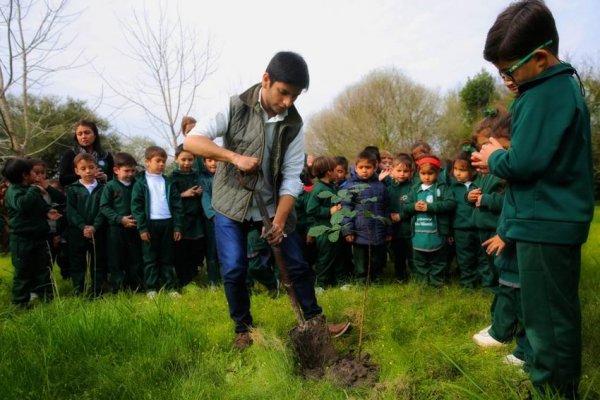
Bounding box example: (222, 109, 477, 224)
(212, 83, 303, 229)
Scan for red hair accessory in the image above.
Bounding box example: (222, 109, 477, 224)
(417, 157, 442, 168)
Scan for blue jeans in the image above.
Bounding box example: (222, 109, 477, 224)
(215, 213, 322, 333)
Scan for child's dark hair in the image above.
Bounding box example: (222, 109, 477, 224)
(491, 112, 513, 141)
(392, 153, 414, 170)
(363, 146, 381, 163)
(145, 146, 168, 161)
(311, 156, 337, 179)
(334, 156, 348, 171)
(73, 153, 97, 167)
(113, 152, 138, 168)
(175, 144, 194, 159)
(473, 106, 509, 141)
(356, 150, 378, 167)
(410, 140, 432, 159)
(454, 142, 477, 170)
(30, 158, 46, 168)
(1, 158, 34, 184)
(266, 51, 309, 90)
(416, 155, 442, 171)
(484, 0, 559, 64)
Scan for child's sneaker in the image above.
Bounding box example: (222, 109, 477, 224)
(477, 325, 491, 335)
(169, 291, 181, 299)
(473, 330, 505, 347)
(29, 292, 39, 301)
(146, 290, 158, 299)
(503, 354, 526, 367)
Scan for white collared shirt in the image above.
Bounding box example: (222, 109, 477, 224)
(145, 172, 172, 220)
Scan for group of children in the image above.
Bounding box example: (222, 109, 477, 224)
(1, 143, 220, 304)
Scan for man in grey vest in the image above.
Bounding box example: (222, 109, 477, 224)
(184, 51, 348, 350)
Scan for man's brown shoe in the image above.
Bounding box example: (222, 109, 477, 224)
(233, 332, 253, 350)
(327, 322, 351, 338)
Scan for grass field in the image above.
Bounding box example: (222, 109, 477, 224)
(0, 211, 598, 399)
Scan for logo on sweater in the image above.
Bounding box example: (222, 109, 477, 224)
(426, 195, 434, 203)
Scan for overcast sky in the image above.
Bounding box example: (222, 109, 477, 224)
(40, 0, 600, 147)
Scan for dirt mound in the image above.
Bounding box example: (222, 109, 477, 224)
(326, 353, 380, 388)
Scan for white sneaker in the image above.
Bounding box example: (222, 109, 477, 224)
(146, 290, 158, 299)
(340, 284, 352, 291)
(169, 291, 181, 299)
(314, 287, 325, 295)
(473, 330, 505, 347)
(503, 354, 525, 367)
(29, 292, 39, 301)
(477, 325, 491, 335)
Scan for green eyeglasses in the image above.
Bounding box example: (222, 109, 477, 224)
(499, 39, 554, 80)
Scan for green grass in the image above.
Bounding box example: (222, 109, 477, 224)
(0, 211, 599, 399)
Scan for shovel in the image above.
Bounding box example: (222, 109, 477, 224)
(252, 188, 337, 375)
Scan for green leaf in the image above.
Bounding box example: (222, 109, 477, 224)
(327, 230, 340, 242)
(317, 191, 334, 199)
(330, 211, 344, 225)
(363, 210, 373, 218)
(308, 225, 329, 237)
(362, 196, 378, 203)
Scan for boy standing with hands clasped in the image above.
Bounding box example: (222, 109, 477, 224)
(473, 1, 593, 397)
(131, 146, 184, 298)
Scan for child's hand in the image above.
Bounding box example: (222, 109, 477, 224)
(415, 200, 428, 212)
(378, 169, 390, 181)
(140, 232, 151, 241)
(482, 234, 505, 256)
(475, 195, 483, 208)
(330, 204, 342, 214)
(345, 234, 355, 243)
(173, 231, 182, 241)
(390, 213, 400, 222)
(95, 171, 108, 182)
(306, 235, 314, 244)
(121, 215, 137, 228)
(47, 209, 62, 221)
(467, 189, 481, 203)
(181, 186, 201, 197)
(472, 138, 504, 173)
(83, 225, 95, 239)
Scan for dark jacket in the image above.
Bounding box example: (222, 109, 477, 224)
(100, 179, 134, 226)
(469, 173, 504, 231)
(386, 178, 413, 238)
(58, 147, 114, 187)
(488, 62, 593, 245)
(169, 168, 205, 239)
(4, 184, 49, 239)
(449, 178, 476, 230)
(130, 173, 183, 235)
(306, 180, 337, 228)
(66, 181, 105, 232)
(341, 174, 391, 246)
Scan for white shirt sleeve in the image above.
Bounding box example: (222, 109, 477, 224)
(278, 126, 305, 198)
(187, 99, 230, 140)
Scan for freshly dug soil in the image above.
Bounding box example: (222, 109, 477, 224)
(325, 352, 380, 388)
(289, 315, 337, 378)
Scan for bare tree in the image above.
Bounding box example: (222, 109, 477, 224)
(103, 2, 215, 153)
(305, 68, 441, 159)
(0, 0, 78, 156)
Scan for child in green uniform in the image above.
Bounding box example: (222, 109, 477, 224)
(131, 146, 184, 298)
(474, 2, 593, 397)
(198, 157, 221, 285)
(403, 156, 455, 287)
(334, 156, 353, 281)
(66, 153, 107, 297)
(2, 158, 59, 305)
(306, 156, 344, 290)
(31, 160, 67, 288)
(170, 145, 205, 287)
(100, 152, 143, 292)
(449, 147, 479, 288)
(387, 154, 414, 282)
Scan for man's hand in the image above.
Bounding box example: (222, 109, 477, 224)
(232, 154, 260, 173)
(262, 222, 285, 246)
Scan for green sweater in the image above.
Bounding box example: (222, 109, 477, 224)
(131, 173, 184, 235)
(4, 184, 48, 239)
(169, 169, 205, 239)
(403, 181, 456, 237)
(100, 179, 134, 226)
(387, 178, 413, 238)
(449, 178, 476, 230)
(306, 180, 337, 228)
(488, 62, 593, 245)
(470, 173, 504, 230)
(66, 181, 105, 231)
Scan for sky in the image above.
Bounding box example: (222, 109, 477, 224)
(31, 0, 600, 148)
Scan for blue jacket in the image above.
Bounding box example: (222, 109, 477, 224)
(341, 174, 390, 246)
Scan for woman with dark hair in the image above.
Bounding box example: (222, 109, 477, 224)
(58, 119, 114, 186)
